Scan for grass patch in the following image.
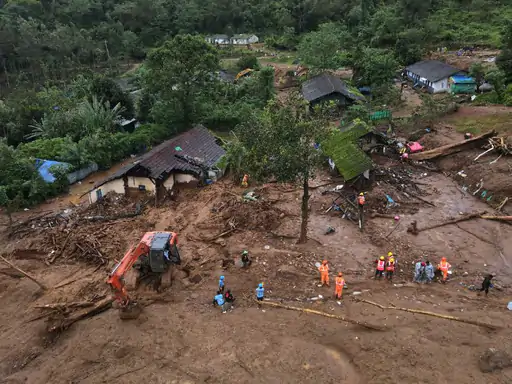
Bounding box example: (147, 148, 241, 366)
(448, 112, 512, 135)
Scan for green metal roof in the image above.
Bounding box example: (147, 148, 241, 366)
(322, 122, 374, 180)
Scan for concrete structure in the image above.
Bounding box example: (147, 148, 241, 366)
(230, 34, 259, 45)
(405, 60, 465, 94)
(87, 125, 226, 204)
(205, 35, 230, 45)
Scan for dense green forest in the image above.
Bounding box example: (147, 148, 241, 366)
(1, 0, 512, 215)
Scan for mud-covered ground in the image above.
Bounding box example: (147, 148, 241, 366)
(1, 153, 512, 384)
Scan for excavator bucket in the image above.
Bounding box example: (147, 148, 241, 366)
(119, 301, 142, 320)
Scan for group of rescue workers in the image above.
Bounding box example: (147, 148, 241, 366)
(212, 250, 264, 313)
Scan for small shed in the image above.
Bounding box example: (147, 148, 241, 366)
(449, 76, 476, 94)
(301, 73, 365, 109)
(405, 60, 465, 93)
(230, 34, 259, 45)
(205, 35, 230, 45)
(87, 125, 226, 204)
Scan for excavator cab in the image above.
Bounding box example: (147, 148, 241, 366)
(149, 232, 181, 273)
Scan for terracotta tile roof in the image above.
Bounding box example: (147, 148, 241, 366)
(91, 125, 225, 190)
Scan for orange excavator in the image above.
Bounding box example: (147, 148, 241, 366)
(107, 231, 181, 319)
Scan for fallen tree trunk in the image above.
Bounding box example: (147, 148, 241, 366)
(356, 298, 500, 330)
(259, 300, 384, 331)
(35, 301, 98, 310)
(409, 131, 495, 161)
(408, 212, 485, 234)
(480, 215, 512, 222)
(0, 255, 48, 291)
(48, 297, 113, 332)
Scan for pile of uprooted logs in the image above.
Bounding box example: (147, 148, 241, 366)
(474, 136, 511, 163)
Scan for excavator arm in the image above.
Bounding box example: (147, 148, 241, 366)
(107, 241, 150, 306)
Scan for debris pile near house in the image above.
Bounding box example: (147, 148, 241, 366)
(209, 190, 286, 232)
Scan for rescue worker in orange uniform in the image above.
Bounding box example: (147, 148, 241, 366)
(334, 272, 345, 299)
(357, 192, 365, 206)
(386, 253, 396, 281)
(437, 257, 451, 283)
(375, 256, 385, 279)
(318, 260, 329, 286)
(241, 174, 249, 188)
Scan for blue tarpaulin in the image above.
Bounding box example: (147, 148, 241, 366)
(34, 159, 71, 183)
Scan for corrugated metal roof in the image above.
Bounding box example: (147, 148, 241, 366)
(301, 73, 364, 103)
(91, 125, 225, 189)
(406, 60, 463, 82)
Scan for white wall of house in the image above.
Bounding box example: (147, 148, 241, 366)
(163, 174, 175, 190)
(175, 173, 197, 184)
(129, 176, 156, 192)
(88, 179, 125, 204)
(431, 78, 450, 93)
(231, 35, 259, 45)
(407, 70, 450, 93)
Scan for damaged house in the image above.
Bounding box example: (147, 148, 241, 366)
(87, 125, 226, 204)
(321, 121, 375, 182)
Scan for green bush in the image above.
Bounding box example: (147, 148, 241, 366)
(236, 54, 260, 71)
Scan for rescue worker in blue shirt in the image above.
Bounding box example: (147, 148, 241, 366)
(256, 283, 264, 302)
(213, 290, 228, 313)
(218, 275, 225, 293)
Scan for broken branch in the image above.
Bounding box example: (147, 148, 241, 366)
(259, 300, 384, 331)
(47, 297, 113, 333)
(356, 298, 500, 330)
(0, 255, 47, 291)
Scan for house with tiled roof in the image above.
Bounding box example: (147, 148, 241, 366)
(405, 60, 466, 93)
(87, 125, 226, 204)
(301, 73, 365, 109)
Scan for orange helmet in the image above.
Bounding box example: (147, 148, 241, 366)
(322, 260, 328, 264)
(441, 257, 446, 261)
(338, 272, 343, 276)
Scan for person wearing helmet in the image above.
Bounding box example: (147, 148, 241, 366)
(256, 283, 265, 306)
(219, 275, 225, 293)
(213, 290, 228, 313)
(357, 193, 366, 232)
(241, 250, 251, 267)
(437, 257, 451, 283)
(375, 256, 386, 279)
(334, 272, 345, 299)
(357, 192, 365, 206)
(318, 260, 330, 286)
(386, 255, 396, 281)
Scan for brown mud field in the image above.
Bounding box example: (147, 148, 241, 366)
(1, 142, 512, 382)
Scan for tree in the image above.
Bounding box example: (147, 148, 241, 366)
(145, 35, 220, 130)
(91, 76, 135, 118)
(469, 63, 485, 92)
(486, 69, 506, 100)
(234, 95, 330, 243)
(353, 47, 398, 88)
(394, 28, 425, 65)
(496, 20, 512, 83)
(297, 23, 352, 70)
(236, 54, 260, 71)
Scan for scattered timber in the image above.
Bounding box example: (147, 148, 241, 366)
(409, 131, 495, 161)
(47, 297, 113, 333)
(356, 298, 501, 330)
(0, 255, 48, 291)
(259, 300, 384, 331)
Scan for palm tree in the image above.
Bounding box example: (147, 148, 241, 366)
(74, 95, 126, 135)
